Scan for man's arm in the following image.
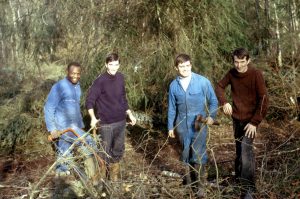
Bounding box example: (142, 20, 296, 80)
(44, 84, 60, 132)
(250, 70, 269, 126)
(206, 80, 219, 118)
(88, 108, 99, 128)
(86, 80, 100, 128)
(245, 70, 269, 139)
(167, 86, 176, 138)
(215, 72, 231, 115)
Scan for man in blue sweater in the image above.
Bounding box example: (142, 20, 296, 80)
(44, 62, 97, 183)
(168, 54, 218, 197)
(86, 53, 136, 181)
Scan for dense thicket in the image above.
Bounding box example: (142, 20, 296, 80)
(0, 2, 299, 198)
(0, 0, 299, 152)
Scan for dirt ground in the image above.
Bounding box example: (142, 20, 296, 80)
(0, 118, 299, 199)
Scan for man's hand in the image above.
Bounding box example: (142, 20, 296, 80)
(223, 103, 233, 115)
(50, 130, 61, 139)
(90, 117, 99, 128)
(88, 109, 99, 128)
(244, 123, 256, 138)
(126, 110, 137, 126)
(205, 116, 214, 125)
(168, 130, 175, 138)
(128, 114, 137, 125)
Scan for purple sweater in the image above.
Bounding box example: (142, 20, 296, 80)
(86, 71, 129, 124)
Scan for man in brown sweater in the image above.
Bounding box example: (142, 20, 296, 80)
(215, 48, 268, 199)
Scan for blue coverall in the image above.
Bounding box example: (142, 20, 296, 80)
(168, 72, 218, 165)
(44, 78, 94, 172)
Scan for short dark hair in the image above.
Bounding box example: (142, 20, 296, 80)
(175, 53, 191, 67)
(106, 53, 119, 64)
(232, 48, 250, 61)
(67, 62, 81, 71)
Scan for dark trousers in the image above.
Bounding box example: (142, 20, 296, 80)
(233, 119, 256, 192)
(97, 120, 126, 164)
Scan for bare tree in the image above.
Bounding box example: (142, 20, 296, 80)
(273, 0, 283, 67)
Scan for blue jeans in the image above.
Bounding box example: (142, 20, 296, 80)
(233, 119, 256, 192)
(97, 120, 126, 164)
(55, 126, 96, 172)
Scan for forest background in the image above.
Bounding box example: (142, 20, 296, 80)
(0, 0, 299, 198)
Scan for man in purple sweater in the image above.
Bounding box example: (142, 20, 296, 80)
(216, 48, 268, 199)
(86, 53, 136, 182)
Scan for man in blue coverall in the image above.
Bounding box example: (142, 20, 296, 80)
(44, 62, 97, 183)
(168, 54, 218, 197)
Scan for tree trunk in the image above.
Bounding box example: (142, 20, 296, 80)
(290, 0, 299, 54)
(8, 0, 20, 61)
(264, 0, 270, 55)
(255, 0, 262, 54)
(273, 1, 282, 68)
(0, 26, 5, 67)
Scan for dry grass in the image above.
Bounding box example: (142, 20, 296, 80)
(0, 117, 299, 198)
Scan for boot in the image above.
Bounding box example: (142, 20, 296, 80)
(84, 156, 99, 186)
(97, 160, 107, 181)
(93, 158, 107, 193)
(194, 164, 207, 198)
(109, 162, 120, 181)
(183, 165, 192, 185)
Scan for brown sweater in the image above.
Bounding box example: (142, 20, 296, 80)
(215, 65, 268, 126)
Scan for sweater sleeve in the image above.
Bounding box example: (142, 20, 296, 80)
(122, 76, 129, 111)
(85, 79, 100, 110)
(250, 70, 269, 126)
(215, 72, 231, 106)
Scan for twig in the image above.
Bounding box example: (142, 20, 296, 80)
(145, 116, 187, 174)
(216, 147, 300, 164)
(209, 148, 221, 193)
(257, 147, 300, 158)
(161, 186, 175, 198)
(0, 184, 29, 189)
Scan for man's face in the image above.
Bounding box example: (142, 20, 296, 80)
(67, 65, 81, 84)
(176, 61, 192, 78)
(234, 56, 250, 73)
(106, 60, 120, 75)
